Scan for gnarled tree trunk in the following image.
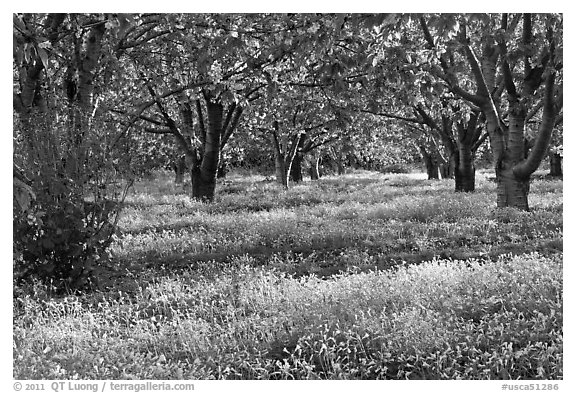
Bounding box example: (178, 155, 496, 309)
(173, 155, 186, 184)
(419, 144, 439, 180)
(190, 99, 223, 202)
(270, 121, 302, 189)
(454, 146, 476, 192)
(549, 152, 562, 177)
(217, 159, 228, 179)
(290, 153, 303, 183)
(493, 105, 530, 210)
(274, 152, 288, 187)
(309, 153, 321, 180)
(496, 166, 530, 210)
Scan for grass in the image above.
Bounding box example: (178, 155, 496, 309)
(13, 170, 563, 379)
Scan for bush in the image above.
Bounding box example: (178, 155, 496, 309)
(13, 173, 120, 291)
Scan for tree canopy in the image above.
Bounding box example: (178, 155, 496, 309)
(14, 12, 562, 203)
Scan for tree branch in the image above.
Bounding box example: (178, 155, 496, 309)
(271, 120, 283, 157)
(142, 126, 173, 134)
(514, 71, 559, 178)
(497, 15, 519, 99)
(472, 131, 489, 152)
(109, 107, 166, 126)
(420, 15, 484, 106)
(414, 105, 439, 130)
(306, 136, 339, 152)
(221, 102, 237, 136)
(195, 98, 206, 147)
(221, 106, 243, 151)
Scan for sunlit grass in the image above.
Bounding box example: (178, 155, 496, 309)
(113, 171, 562, 273)
(14, 253, 562, 379)
(14, 170, 563, 379)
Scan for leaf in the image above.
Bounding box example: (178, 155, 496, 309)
(221, 90, 236, 105)
(307, 22, 320, 34)
(117, 14, 133, 36)
(37, 46, 48, 69)
(14, 178, 35, 212)
(15, 191, 32, 212)
(13, 14, 28, 34)
(14, 38, 24, 65)
(23, 43, 31, 63)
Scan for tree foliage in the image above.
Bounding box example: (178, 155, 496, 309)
(13, 14, 131, 289)
(13, 13, 563, 286)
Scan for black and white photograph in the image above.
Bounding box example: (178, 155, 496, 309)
(10, 6, 566, 390)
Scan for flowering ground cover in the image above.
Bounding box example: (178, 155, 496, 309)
(13, 171, 562, 379)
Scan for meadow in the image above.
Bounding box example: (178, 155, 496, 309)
(13, 170, 563, 379)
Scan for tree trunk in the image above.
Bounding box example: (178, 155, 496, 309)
(190, 99, 223, 202)
(274, 154, 288, 187)
(190, 165, 217, 201)
(175, 170, 184, 184)
(549, 152, 562, 177)
(437, 146, 455, 180)
(290, 152, 303, 183)
(455, 147, 476, 192)
(495, 108, 530, 210)
(496, 167, 530, 211)
(427, 162, 439, 180)
(173, 156, 186, 184)
(419, 145, 439, 180)
(309, 154, 321, 180)
(271, 127, 288, 188)
(190, 167, 216, 201)
(217, 160, 228, 179)
(439, 163, 453, 179)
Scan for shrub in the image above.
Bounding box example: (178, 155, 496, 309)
(13, 173, 121, 291)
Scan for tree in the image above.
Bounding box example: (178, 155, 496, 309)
(111, 14, 346, 200)
(341, 14, 490, 189)
(420, 13, 562, 210)
(13, 13, 131, 288)
(548, 139, 562, 177)
(409, 99, 488, 189)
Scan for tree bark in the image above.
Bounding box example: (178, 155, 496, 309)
(77, 22, 106, 108)
(309, 154, 321, 180)
(336, 160, 346, 175)
(270, 122, 303, 189)
(495, 107, 530, 210)
(438, 152, 454, 179)
(271, 121, 289, 188)
(419, 145, 439, 180)
(439, 165, 450, 179)
(190, 99, 223, 201)
(455, 146, 476, 192)
(549, 152, 562, 177)
(290, 152, 303, 183)
(496, 167, 530, 211)
(274, 154, 288, 187)
(191, 166, 216, 201)
(173, 156, 186, 184)
(217, 160, 228, 179)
